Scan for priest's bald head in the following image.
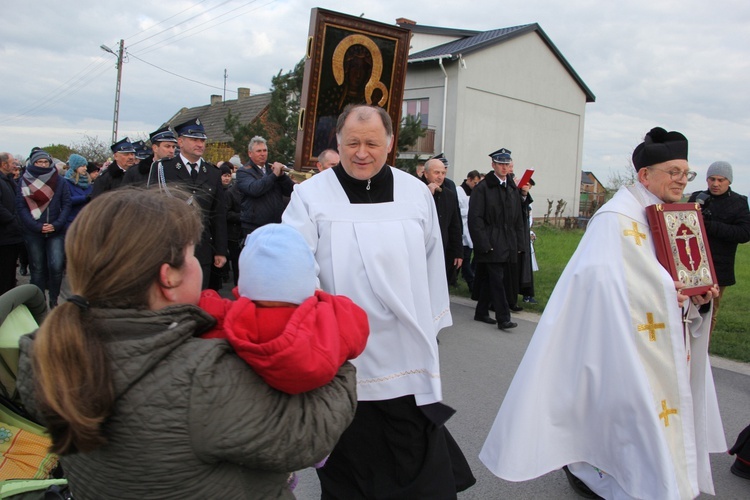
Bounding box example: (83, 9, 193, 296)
(336, 105, 393, 181)
(633, 127, 696, 203)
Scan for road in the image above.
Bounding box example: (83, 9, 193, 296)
(293, 296, 750, 499)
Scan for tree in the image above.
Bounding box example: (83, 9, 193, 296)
(606, 164, 637, 199)
(224, 109, 268, 164)
(224, 58, 304, 165)
(42, 144, 74, 163)
(70, 134, 111, 163)
(394, 115, 427, 172)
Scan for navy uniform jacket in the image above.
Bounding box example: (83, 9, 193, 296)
(147, 156, 227, 266)
(468, 171, 524, 264)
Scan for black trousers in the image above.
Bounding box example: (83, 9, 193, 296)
(474, 262, 511, 323)
(0, 243, 20, 296)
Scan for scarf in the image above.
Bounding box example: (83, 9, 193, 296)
(65, 167, 90, 189)
(21, 165, 59, 220)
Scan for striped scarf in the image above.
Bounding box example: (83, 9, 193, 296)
(21, 165, 58, 220)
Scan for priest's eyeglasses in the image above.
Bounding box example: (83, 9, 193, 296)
(649, 167, 697, 182)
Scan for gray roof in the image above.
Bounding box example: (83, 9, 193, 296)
(407, 23, 595, 103)
(166, 93, 272, 143)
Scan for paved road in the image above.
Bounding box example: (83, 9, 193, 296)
(23, 272, 749, 498)
(293, 296, 750, 499)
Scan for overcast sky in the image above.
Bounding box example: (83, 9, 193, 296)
(3, 0, 750, 196)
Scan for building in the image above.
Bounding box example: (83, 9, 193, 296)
(398, 19, 595, 217)
(579, 170, 608, 217)
(165, 88, 271, 163)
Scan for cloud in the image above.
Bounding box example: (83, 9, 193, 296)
(4, 0, 750, 195)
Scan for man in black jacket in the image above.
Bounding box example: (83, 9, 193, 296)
(0, 152, 23, 294)
(123, 126, 177, 186)
(91, 138, 136, 198)
(236, 136, 294, 236)
(146, 118, 227, 289)
(688, 161, 750, 330)
(424, 158, 463, 286)
(468, 148, 525, 330)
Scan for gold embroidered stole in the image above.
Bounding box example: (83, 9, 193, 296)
(620, 214, 693, 498)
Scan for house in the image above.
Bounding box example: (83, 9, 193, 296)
(579, 170, 608, 217)
(397, 18, 595, 217)
(165, 88, 272, 163)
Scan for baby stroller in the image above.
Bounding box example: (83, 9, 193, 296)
(0, 285, 68, 499)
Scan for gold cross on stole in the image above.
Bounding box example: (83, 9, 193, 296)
(637, 312, 665, 342)
(659, 400, 678, 427)
(623, 222, 646, 246)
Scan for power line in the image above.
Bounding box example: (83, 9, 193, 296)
(123, 0, 209, 44)
(132, 0, 274, 56)
(128, 0, 236, 49)
(127, 52, 238, 93)
(4, 58, 113, 122)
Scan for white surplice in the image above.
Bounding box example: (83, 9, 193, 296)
(479, 183, 726, 499)
(282, 167, 452, 405)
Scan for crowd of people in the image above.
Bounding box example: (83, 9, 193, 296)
(0, 108, 748, 499)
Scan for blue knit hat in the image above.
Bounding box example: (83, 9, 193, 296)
(238, 224, 317, 305)
(68, 154, 87, 170)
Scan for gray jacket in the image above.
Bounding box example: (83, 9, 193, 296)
(17, 304, 357, 499)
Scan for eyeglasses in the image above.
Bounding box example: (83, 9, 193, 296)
(649, 167, 697, 182)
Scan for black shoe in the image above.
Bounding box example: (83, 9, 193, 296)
(563, 466, 603, 499)
(498, 321, 518, 330)
(19, 266, 28, 276)
(509, 304, 524, 312)
(474, 315, 497, 325)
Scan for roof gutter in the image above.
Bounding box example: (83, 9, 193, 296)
(408, 54, 455, 64)
(438, 57, 448, 153)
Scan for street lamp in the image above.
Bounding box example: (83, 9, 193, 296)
(100, 40, 124, 145)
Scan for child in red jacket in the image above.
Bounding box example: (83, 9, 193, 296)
(199, 223, 369, 394)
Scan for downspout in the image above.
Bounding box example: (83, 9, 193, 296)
(438, 57, 448, 153)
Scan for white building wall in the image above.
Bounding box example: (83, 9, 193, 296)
(404, 30, 590, 218)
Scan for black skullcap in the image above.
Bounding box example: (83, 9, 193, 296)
(219, 164, 232, 176)
(632, 127, 688, 171)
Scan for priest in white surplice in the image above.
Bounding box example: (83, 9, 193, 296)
(479, 127, 726, 499)
(283, 105, 475, 498)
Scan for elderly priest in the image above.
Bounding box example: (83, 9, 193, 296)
(479, 127, 726, 499)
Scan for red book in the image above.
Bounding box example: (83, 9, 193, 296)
(645, 203, 717, 296)
(516, 169, 534, 188)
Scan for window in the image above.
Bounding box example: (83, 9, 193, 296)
(402, 98, 429, 127)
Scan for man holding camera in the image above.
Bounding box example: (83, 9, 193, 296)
(689, 161, 750, 330)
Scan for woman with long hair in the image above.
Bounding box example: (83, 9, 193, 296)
(16, 188, 357, 499)
(16, 149, 71, 308)
(63, 153, 92, 227)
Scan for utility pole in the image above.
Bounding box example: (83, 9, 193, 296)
(100, 39, 124, 145)
(223, 69, 228, 101)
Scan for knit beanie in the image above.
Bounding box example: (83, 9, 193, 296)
(29, 150, 53, 167)
(238, 224, 317, 305)
(68, 154, 87, 170)
(706, 161, 732, 184)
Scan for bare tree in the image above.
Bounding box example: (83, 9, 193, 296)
(606, 163, 637, 195)
(71, 135, 111, 163)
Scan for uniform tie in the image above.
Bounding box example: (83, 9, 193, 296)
(189, 162, 198, 182)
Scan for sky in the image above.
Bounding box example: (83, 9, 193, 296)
(2, 0, 750, 196)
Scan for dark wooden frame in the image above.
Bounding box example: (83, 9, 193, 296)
(294, 8, 411, 170)
(646, 203, 717, 296)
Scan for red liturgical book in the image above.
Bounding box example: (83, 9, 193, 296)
(516, 169, 534, 188)
(645, 203, 717, 296)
